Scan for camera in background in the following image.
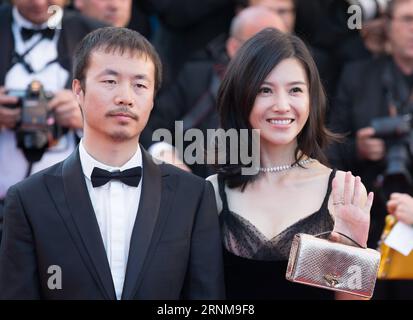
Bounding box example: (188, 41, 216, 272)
(371, 114, 413, 198)
(6, 80, 62, 162)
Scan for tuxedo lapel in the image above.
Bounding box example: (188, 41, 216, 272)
(0, 6, 14, 86)
(58, 149, 116, 299)
(121, 149, 166, 300)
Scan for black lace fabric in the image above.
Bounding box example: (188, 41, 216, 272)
(218, 169, 336, 261)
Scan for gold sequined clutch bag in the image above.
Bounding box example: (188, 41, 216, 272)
(286, 232, 381, 298)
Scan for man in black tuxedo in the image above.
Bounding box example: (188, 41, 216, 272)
(0, 0, 106, 228)
(0, 27, 225, 300)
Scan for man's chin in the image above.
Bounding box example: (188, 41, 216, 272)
(109, 131, 134, 142)
(25, 13, 49, 25)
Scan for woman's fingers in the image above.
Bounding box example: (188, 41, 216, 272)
(352, 176, 361, 207)
(333, 172, 373, 213)
(332, 176, 342, 206)
(364, 192, 374, 214)
(343, 171, 352, 205)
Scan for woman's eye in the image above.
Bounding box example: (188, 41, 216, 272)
(290, 87, 303, 94)
(258, 87, 272, 94)
(135, 84, 146, 89)
(103, 80, 116, 84)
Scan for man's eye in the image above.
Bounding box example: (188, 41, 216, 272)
(135, 84, 146, 89)
(103, 80, 116, 84)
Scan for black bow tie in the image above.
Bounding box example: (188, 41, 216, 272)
(91, 166, 142, 188)
(20, 27, 55, 41)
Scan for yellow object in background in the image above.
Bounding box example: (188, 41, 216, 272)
(378, 215, 413, 280)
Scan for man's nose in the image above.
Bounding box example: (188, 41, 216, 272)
(115, 84, 134, 106)
(109, 0, 121, 10)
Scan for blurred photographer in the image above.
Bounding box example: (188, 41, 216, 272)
(328, 0, 413, 299)
(0, 0, 105, 227)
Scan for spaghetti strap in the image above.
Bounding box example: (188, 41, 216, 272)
(217, 174, 230, 213)
(320, 168, 337, 210)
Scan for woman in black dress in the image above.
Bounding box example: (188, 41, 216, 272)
(207, 28, 374, 300)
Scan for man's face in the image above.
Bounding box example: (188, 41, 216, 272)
(13, 0, 66, 25)
(73, 49, 155, 144)
(250, 0, 295, 33)
(389, 0, 413, 61)
(75, 0, 132, 27)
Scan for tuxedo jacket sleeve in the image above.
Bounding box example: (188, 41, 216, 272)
(181, 180, 223, 299)
(0, 186, 41, 299)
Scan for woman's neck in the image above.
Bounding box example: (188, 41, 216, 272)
(254, 142, 313, 184)
(259, 141, 301, 168)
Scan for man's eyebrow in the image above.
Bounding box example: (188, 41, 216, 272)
(97, 69, 150, 81)
(97, 69, 119, 77)
(133, 74, 150, 81)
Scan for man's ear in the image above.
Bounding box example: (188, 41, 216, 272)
(226, 37, 240, 59)
(72, 79, 84, 105)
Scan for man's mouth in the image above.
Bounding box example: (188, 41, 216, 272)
(106, 109, 138, 120)
(112, 113, 132, 118)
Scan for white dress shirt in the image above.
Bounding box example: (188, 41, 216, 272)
(5, 6, 69, 91)
(0, 7, 74, 198)
(79, 140, 143, 300)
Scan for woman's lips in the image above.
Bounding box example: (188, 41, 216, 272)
(266, 118, 294, 125)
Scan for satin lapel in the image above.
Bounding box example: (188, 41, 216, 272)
(121, 148, 164, 300)
(60, 149, 116, 299)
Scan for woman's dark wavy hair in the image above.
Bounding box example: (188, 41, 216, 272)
(217, 28, 339, 189)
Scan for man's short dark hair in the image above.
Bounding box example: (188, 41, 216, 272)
(73, 27, 162, 93)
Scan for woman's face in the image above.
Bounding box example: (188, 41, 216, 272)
(248, 57, 310, 149)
